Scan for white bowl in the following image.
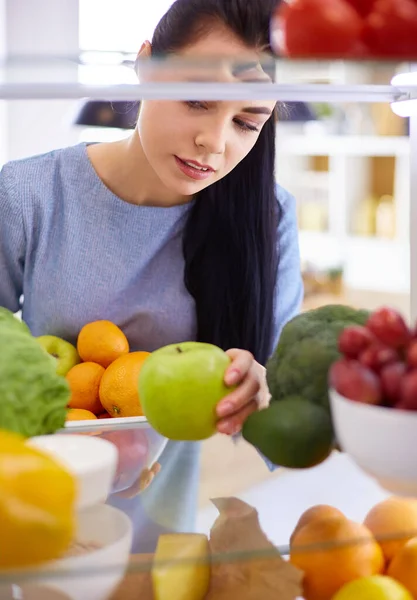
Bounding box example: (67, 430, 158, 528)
(27, 435, 118, 510)
(329, 387, 417, 496)
(62, 418, 168, 495)
(0, 504, 133, 600)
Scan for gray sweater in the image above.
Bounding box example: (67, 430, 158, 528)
(0, 143, 303, 552)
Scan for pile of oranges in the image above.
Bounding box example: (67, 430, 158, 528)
(289, 497, 417, 599)
(65, 320, 150, 422)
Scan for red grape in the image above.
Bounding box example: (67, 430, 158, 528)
(366, 307, 411, 349)
(338, 325, 375, 359)
(329, 358, 381, 405)
(380, 361, 407, 406)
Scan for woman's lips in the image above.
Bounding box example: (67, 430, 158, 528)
(174, 156, 214, 181)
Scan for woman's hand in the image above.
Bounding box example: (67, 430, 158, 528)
(216, 349, 271, 436)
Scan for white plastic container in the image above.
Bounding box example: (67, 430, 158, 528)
(62, 417, 168, 495)
(0, 504, 133, 600)
(27, 435, 118, 510)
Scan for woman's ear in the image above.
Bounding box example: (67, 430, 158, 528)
(135, 40, 152, 77)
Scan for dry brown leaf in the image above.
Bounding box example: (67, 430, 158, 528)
(110, 498, 304, 600)
(206, 497, 303, 600)
(110, 554, 154, 600)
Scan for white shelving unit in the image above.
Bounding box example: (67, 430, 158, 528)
(276, 132, 410, 294)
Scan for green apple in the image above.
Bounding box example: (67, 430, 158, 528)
(138, 342, 236, 441)
(36, 335, 81, 377)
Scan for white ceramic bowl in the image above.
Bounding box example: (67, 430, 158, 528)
(62, 418, 168, 495)
(27, 435, 118, 510)
(329, 387, 417, 496)
(0, 504, 133, 600)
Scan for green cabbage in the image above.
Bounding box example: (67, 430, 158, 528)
(0, 318, 70, 437)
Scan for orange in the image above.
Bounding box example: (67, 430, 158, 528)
(99, 351, 150, 418)
(387, 536, 417, 596)
(66, 408, 98, 421)
(77, 320, 129, 368)
(364, 497, 417, 563)
(290, 517, 384, 600)
(290, 504, 346, 545)
(66, 362, 105, 415)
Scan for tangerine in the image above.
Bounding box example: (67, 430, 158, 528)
(364, 497, 417, 563)
(77, 320, 129, 368)
(290, 517, 384, 600)
(66, 362, 105, 415)
(99, 351, 150, 418)
(387, 536, 417, 596)
(66, 408, 98, 421)
(290, 504, 347, 545)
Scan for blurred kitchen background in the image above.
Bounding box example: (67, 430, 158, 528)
(0, 0, 410, 322)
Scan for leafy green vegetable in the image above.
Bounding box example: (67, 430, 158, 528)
(266, 304, 370, 412)
(0, 313, 70, 437)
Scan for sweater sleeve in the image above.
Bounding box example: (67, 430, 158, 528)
(271, 184, 304, 353)
(0, 164, 25, 312)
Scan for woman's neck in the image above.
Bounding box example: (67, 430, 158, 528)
(86, 131, 192, 208)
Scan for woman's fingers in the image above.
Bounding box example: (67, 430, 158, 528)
(224, 348, 255, 386)
(217, 399, 258, 435)
(216, 371, 260, 418)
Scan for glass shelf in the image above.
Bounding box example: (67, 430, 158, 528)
(0, 55, 414, 102)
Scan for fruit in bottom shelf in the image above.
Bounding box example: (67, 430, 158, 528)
(77, 320, 129, 368)
(139, 342, 236, 441)
(36, 335, 81, 377)
(363, 497, 417, 563)
(0, 430, 76, 569)
(152, 533, 210, 600)
(99, 351, 150, 418)
(65, 362, 105, 415)
(365, 307, 411, 350)
(242, 397, 334, 469)
(387, 537, 417, 597)
(290, 504, 347, 545)
(329, 359, 381, 405)
(290, 517, 384, 600)
(331, 575, 413, 600)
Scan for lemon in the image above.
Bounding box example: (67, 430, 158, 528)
(332, 575, 413, 600)
(0, 430, 77, 569)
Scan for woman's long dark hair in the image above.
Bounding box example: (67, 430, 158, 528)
(152, 0, 280, 365)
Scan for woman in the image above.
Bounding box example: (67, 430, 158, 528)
(0, 0, 303, 551)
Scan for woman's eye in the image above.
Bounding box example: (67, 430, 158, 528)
(234, 119, 260, 133)
(185, 102, 260, 133)
(186, 101, 207, 110)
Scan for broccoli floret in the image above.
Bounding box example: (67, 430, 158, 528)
(266, 304, 370, 412)
(267, 336, 340, 410)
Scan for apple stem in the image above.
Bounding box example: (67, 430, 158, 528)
(176, 347, 183, 354)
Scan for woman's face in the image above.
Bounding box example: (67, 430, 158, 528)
(136, 26, 276, 197)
